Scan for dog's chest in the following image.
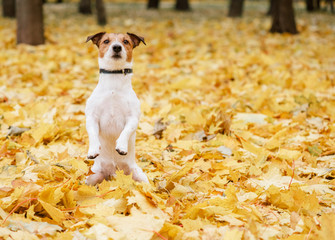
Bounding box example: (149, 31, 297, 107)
(96, 91, 128, 134)
(87, 84, 139, 137)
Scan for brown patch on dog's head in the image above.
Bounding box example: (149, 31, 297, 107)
(97, 33, 115, 59)
(86, 32, 106, 47)
(127, 32, 146, 48)
(87, 32, 146, 63)
(118, 34, 134, 62)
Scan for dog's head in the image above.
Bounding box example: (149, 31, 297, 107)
(86, 32, 145, 69)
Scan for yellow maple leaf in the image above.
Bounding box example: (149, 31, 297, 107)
(38, 187, 64, 206)
(39, 200, 65, 224)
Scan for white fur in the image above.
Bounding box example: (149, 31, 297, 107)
(85, 39, 148, 185)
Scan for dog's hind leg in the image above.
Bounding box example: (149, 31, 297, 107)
(86, 172, 106, 185)
(117, 134, 149, 183)
(130, 164, 149, 182)
(86, 155, 116, 185)
(118, 162, 148, 183)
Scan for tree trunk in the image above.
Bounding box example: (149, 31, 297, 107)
(16, 0, 44, 45)
(267, 0, 275, 16)
(79, 0, 92, 14)
(175, 0, 190, 11)
(148, 0, 160, 9)
(328, 0, 334, 13)
(306, 0, 314, 11)
(228, 0, 244, 17)
(270, 0, 298, 34)
(316, 0, 321, 10)
(2, 0, 15, 18)
(96, 0, 107, 26)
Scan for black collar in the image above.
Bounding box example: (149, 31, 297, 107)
(99, 68, 133, 75)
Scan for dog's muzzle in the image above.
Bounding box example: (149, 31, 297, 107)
(113, 45, 122, 53)
(110, 44, 123, 59)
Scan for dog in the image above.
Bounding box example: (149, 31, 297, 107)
(85, 32, 148, 185)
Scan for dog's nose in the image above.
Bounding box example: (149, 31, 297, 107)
(113, 45, 122, 53)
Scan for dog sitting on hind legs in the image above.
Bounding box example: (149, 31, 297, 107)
(85, 31, 148, 185)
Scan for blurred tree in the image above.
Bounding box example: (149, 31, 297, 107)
(306, 0, 317, 11)
(148, 0, 160, 9)
(146, 0, 190, 11)
(17, 0, 44, 45)
(79, 0, 92, 14)
(175, 0, 190, 11)
(228, 0, 244, 17)
(270, 0, 298, 34)
(2, 0, 15, 18)
(325, 0, 334, 12)
(267, 0, 275, 15)
(42, 0, 62, 2)
(306, 0, 333, 12)
(96, 0, 107, 25)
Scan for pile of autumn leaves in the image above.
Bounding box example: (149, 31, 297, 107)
(0, 3, 335, 240)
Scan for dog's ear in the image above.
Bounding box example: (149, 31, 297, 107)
(127, 32, 146, 48)
(86, 32, 106, 47)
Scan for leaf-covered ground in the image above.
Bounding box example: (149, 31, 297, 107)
(1, 2, 335, 239)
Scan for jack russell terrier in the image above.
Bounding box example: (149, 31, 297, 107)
(85, 32, 148, 185)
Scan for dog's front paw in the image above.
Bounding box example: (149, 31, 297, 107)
(87, 152, 99, 159)
(116, 147, 127, 155)
(116, 139, 128, 155)
(87, 146, 101, 159)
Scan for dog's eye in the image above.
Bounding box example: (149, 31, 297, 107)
(103, 39, 110, 44)
(123, 40, 129, 44)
